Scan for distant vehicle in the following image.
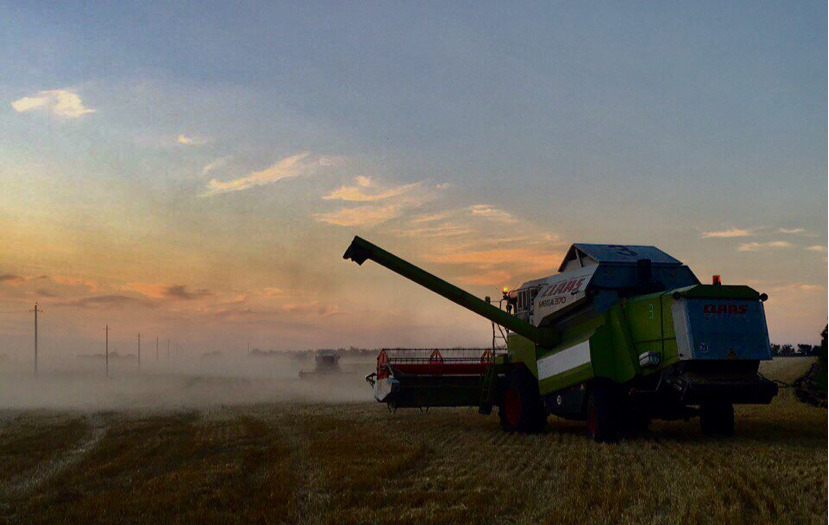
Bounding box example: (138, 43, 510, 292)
(299, 350, 342, 379)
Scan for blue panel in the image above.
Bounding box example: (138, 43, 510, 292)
(683, 299, 771, 361)
(574, 244, 682, 265)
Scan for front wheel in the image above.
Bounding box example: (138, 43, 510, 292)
(700, 402, 734, 436)
(499, 368, 546, 433)
(586, 387, 620, 443)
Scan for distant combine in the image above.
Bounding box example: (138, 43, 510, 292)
(346, 237, 778, 442)
(298, 349, 343, 379)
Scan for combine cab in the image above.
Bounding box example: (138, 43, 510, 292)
(299, 349, 341, 379)
(345, 236, 778, 441)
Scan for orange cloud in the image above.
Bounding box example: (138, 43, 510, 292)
(125, 282, 168, 298)
(457, 270, 514, 287)
(700, 228, 753, 238)
(323, 176, 421, 202)
(425, 247, 559, 274)
(737, 241, 792, 252)
(315, 204, 402, 227)
(125, 283, 212, 300)
(469, 204, 517, 223)
(53, 275, 98, 291)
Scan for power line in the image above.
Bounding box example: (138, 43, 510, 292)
(105, 324, 110, 377)
(30, 303, 42, 377)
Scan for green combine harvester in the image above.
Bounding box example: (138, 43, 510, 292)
(345, 236, 778, 441)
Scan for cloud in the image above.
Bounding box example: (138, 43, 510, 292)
(322, 176, 421, 202)
(795, 284, 825, 292)
(737, 241, 793, 252)
(56, 295, 152, 309)
(125, 283, 212, 300)
(281, 301, 341, 317)
(314, 205, 402, 227)
(409, 212, 453, 224)
(457, 270, 515, 287)
(806, 245, 827, 253)
(203, 152, 317, 196)
(779, 228, 805, 235)
(469, 204, 518, 223)
(11, 89, 95, 118)
(202, 156, 231, 174)
(394, 223, 473, 238)
(318, 175, 436, 228)
(421, 244, 564, 287)
(0, 273, 48, 286)
(700, 228, 753, 238)
(165, 285, 212, 300)
(425, 247, 556, 272)
(124, 283, 168, 298)
(52, 275, 97, 291)
(177, 134, 209, 146)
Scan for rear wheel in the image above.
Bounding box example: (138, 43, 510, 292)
(586, 387, 620, 443)
(499, 368, 546, 433)
(700, 402, 734, 436)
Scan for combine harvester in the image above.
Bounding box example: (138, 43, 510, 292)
(346, 237, 778, 441)
(298, 349, 342, 379)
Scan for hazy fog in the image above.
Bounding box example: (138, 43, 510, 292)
(0, 352, 376, 411)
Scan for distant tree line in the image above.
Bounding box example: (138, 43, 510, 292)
(249, 346, 489, 360)
(249, 343, 826, 359)
(249, 347, 379, 360)
(770, 343, 822, 357)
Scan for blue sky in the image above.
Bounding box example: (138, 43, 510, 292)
(0, 1, 825, 356)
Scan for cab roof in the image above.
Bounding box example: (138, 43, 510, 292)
(558, 244, 683, 273)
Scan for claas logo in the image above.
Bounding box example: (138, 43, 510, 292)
(540, 277, 587, 298)
(703, 304, 748, 315)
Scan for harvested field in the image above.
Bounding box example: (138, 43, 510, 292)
(0, 358, 825, 525)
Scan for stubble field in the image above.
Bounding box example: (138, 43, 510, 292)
(0, 357, 825, 525)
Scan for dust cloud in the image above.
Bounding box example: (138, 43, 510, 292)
(0, 352, 377, 411)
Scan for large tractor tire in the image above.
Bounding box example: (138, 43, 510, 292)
(499, 367, 547, 433)
(700, 402, 734, 437)
(586, 387, 620, 443)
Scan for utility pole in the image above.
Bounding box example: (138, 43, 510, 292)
(156, 337, 159, 362)
(167, 338, 170, 360)
(138, 333, 141, 368)
(105, 324, 110, 377)
(30, 303, 42, 377)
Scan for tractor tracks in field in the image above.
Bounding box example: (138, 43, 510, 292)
(2, 413, 109, 500)
(276, 414, 326, 525)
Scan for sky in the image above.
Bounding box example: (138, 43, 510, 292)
(0, 1, 826, 360)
